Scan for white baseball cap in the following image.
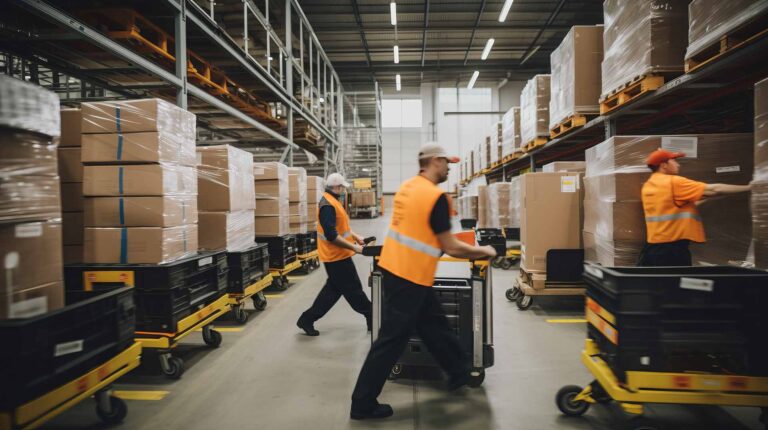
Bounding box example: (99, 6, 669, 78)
(326, 172, 351, 188)
(418, 142, 460, 163)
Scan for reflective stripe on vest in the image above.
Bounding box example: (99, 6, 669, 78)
(386, 230, 442, 258)
(645, 212, 703, 223)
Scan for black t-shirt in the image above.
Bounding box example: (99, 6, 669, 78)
(429, 194, 452, 235)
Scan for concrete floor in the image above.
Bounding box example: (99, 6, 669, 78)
(45, 210, 764, 430)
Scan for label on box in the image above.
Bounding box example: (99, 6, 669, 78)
(254, 168, 265, 176)
(662, 136, 698, 159)
(679, 277, 714, 292)
(9, 296, 48, 318)
(198, 256, 213, 267)
(54, 340, 84, 357)
(15, 222, 43, 238)
(715, 165, 740, 174)
(560, 176, 577, 193)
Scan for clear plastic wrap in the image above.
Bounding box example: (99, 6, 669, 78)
(0, 221, 63, 301)
(350, 191, 376, 208)
(307, 176, 324, 204)
(686, 0, 768, 60)
(485, 182, 515, 229)
(81, 98, 196, 142)
(288, 167, 307, 203)
(753, 78, 768, 269)
(457, 195, 478, 220)
(601, 0, 688, 98)
(197, 145, 256, 211)
(501, 107, 521, 157)
(490, 122, 503, 165)
(543, 161, 586, 173)
(198, 210, 255, 252)
(83, 224, 199, 264)
(520, 74, 551, 145)
(255, 215, 290, 236)
(83, 163, 197, 197)
(82, 131, 196, 166)
(84, 195, 198, 227)
(254, 162, 289, 181)
(290, 201, 308, 222)
(0, 75, 61, 138)
(756, 78, 768, 183)
(477, 185, 488, 227)
(508, 176, 521, 228)
(549, 25, 603, 129)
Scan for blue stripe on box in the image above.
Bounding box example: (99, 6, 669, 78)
(119, 198, 125, 225)
(115, 106, 122, 133)
(116, 133, 123, 161)
(118, 166, 124, 195)
(120, 227, 128, 264)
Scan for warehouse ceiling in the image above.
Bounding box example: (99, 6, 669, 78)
(301, 0, 605, 91)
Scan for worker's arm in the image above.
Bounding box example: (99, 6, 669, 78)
(319, 205, 363, 254)
(436, 231, 497, 260)
(333, 236, 363, 254)
(350, 231, 366, 245)
(702, 183, 752, 198)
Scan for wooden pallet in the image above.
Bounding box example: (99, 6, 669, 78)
(518, 269, 584, 294)
(685, 10, 768, 73)
(599, 75, 665, 114)
(549, 114, 594, 139)
(522, 137, 548, 153)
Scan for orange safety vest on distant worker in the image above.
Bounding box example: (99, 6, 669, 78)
(317, 192, 356, 263)
(641, 172, 707, 244)
(379, 175, 444, 287)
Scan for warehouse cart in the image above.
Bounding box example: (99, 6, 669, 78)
(268, 260, 303, 291)
(298, 250, 320, 272)
(296, 232, 320, 272)
(0, 342, 142, 430)
(256, 235, 299, 291)
(506, 249, 585, 310)
(226, 244, 272, 323)
(228, 274, 273, 324)
(492, 246, 521, 270)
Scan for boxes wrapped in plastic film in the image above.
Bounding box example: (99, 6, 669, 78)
(254, 162, 290, 235)
(685, 0, 768, 63)
(255, 216, 290, 236)
(458, 195, 478, 220)
(753, 78, 768, 268)
(350, 191, 376, 207)
(198, 210, 255, 252)
(84, 195, 198, 227)
(501, 107, 521, 157)
(490, 122, 503, 165)
(477, 185, 488, 228)
(81, 98, 196, 141)
(81, 131, 196, 166)
(254, 162, 289, 181)
(583, 134, 754, 266)
(549, 25, 603, 129)
(197, 145, 256, 212)
(543, 161, 586, 173)
(83, 164, 197, 197)
(84, 224, 198, 264)
(520, 75, 551, 145)
(307, 176, 325, 204)
(288, 167, 307, 203)
(484, 181, 520, 229)
(0, 75, 61, 138)
(601, 0, 688, 99)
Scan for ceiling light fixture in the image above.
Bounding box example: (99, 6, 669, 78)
(396, 74, 401, 91)
(481, 38, 495, 60)
(498, 0, 514, 22)
(467, 71, 479, 89)
(390, 2, 397, 25)
(394, 45, 400, 64)
(520, 45, 541, 65)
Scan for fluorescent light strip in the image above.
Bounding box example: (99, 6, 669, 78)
(467, 71, 479, 89)
(521, 45, 541, 65)
(396, 74, 401, 91)
(390, 2, 397, 25)
(481, 38, 495, 60)
(394, 45, 400, 64)
(498, 0, 514, 22)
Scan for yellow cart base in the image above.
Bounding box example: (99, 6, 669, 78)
(0, 342, 142, 430)
(297, 250, 320, 272)
(227, 274, 274, 324)
(268, 259, 303, 291)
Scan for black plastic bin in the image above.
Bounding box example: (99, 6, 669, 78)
(296, 232, 317, 256)
(0, 288, 135, 408)
(476, 228, 507, 257)
(256, 235, 297, 269)
(227, 243, 270, 295)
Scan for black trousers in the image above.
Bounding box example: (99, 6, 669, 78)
(299, 257, 371, 326)
(351, 269, 467, 411)
(637, 240, 692, 266)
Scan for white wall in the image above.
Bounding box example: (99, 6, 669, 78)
(498, 80, 527, 112)
(382, 127, 421, 193)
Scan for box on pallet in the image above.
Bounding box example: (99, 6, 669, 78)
(288, 167, 307, 203)
(490, 122, 503, 165)
(0, 221, 63, 300)
(84, 224, 198, 264)
(753, 78, 768, 268)
(686, 0, 768, 65)
(59, 109, 82, 147)
(199, 210, 256, 252)
(501, 107, 521, 157)
(477, 185, 488, 228)
(82, 131, 196, 166)
(84, 195, 198, 227)
(307, 176, 324, 204)
(255, 216, 290, 237)
(83, 164, 197, 196)
(57, 147, 83, 182)
(485, 181, 521, 229)
(520, 74, 551, 146)
(543, 161, 587, 173)
(197, 145, 255, 212)
(457, 195, 478, 220)
(350, 190, 376, 207)
(81, 98, 196, 140)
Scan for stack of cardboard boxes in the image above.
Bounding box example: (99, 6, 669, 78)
(350, 190, 376, 208)
(520, 74, 551, 147)
(306, 176, 324, 231)
(81, 99, 199, 264)
(502, 107, 521, 158)
(477, 185, 488, 228)
(543, 161, 586, 174)
(253, 162, 290, 236)
(288, 167, 308, 234)
(0, 76, 64, 318)
(490, 122, 503, 166)
(754, 78, 768, 269)
(59, 109, 85, 263)
(457, 195, 478, 221)
(484, 182, 514, 229)
(197, 145, 256, 251)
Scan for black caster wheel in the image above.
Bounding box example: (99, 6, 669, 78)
(500, 258, 513, 270)
(516, 294, 533, 310)
(467, 369, 485, 388)
(253, 293, 267, 311)
(505, 288, 521, 302)
(282, 276, 290, 287)
(272, 276, 287, 291)
(203, 328, 223, 348)
(162, 356, 185, 379)
(491, 257, 503, 268)
(388, 363, 402, 380)
(96, 396, 127, 425)
(556, 385, 590, 417)
(590, 381, 611, 404)
(233, 306, 249, 324)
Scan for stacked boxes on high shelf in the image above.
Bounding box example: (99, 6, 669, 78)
(490, 122, 503, 166)
(253, 162, 290, 236)
(288, 167, 308, 234)
(80, 99, 198, 264)
(59, 109, 85, 264)
(0, 75, 64, 319)
(520, 74, 551, 151)
(753, 78, 768, 269)
(501, 107, 521, 158)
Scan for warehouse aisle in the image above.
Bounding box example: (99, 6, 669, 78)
(44, 210, 763, 430)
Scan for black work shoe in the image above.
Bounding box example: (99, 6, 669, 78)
(447, 371, 470, 391)
(296, 319, 319, 336)
(350, 403, 394, 420)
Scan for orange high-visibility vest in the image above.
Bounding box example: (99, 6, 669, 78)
(317, 192, 356, 262)
(641, 172, 707, 244)
(379, 175, 444, 287)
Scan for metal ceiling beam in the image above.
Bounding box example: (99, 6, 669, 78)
(462, 0, 487, 66)
(420, 0, 430, 68)
(519, 0, 567, 65)
(349, 0, 374, 81)
(335, 61, 548, 73)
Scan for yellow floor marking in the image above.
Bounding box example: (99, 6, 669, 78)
(194, 327, 244, 332)
(546, 318, 587, 324)
(114, 391, 169, 401)
(287, 276, 306, 281)
(264, 294, 284, 299)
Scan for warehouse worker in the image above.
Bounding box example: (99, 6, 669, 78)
(296, 173, 371, 336)
(350, 143, 497, 420)
(639, 149, 752, 266)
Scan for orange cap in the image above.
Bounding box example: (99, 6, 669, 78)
(646, 149, 685, 166)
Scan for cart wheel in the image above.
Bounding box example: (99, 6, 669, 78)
(491, 257, 503, 268)
(516, 294, 533, 310)
(95, 396, 127, 425)
(233, 306, 249, 324)
(500, 258, 514, 270)
(467, 369, 485, 388)
(272, 276, 287, 291)
(163, 356, 185, 379)
(556, 385, 590, 417)
(203, 328, 223, 348)
(505, 288, 521, 302)
(388, 363, 402, 380)
(253, 293, 268, 311)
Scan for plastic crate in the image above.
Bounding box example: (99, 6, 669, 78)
(475, 228, 507, 256)
(227, 243, 269, 295)
(0, 288, 135, 408)
(256, 235, 297, 269)
(296, 232, 317, 255)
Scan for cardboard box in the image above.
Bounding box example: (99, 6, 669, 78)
(82, 132, 196, 166)
(583, 200, 645, 241)
(520, 74, 551, 144)
(198, 210, 255, 252)
(0, 221, 63, 295)
(254, 179, 289, 201)
(350, 191, 376, 207)
(84, 224, 198, 264)
(0, 128, 58, 177)
(81, 98, 196, 139)
(63, 245, 83, 264)
(686, 1, 768, 61)
(584, 172, 649, 202)
(62, 211, 84, 245)
(307, 176, 324, 190)
(307, 203, 318, 218)
(306, 220, 318, 232)
(0, 281, 64, 319)
(520, 173, 583, 273)
(477, 185, 488, 228)
(583, 230, 644, 266)
(290, 222, 308, 235)
(197, 145, 256, 211)
(542, 161, 587, 173)
(289, 201, 307, 217)
(83, 164, 197, 196)
(307, 186, 324, 204)
(255, 198, 289, 217)
(288, 167, 307, 203)
(254, 216, 290, 236)
(57, 147, 83, 183)
(60, 182, 84, 212)
(1, 176, 61, 223)
(59, 109, 82, 147)
(84, 195, 198, 227)
(253, 162, 288, 181)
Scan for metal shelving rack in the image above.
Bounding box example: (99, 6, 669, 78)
(1, 0, 351, 174)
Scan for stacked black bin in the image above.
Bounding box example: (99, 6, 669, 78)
(226, 243, 270, 294)
(296, 232, 317, 256)
(583, 264, 768, 381)
(256, 235, 297, 269)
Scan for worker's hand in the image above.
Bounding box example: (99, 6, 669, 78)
(353, 244, 364, 254)
(352, 232, 365, 245)
(480, 245, 497, 258)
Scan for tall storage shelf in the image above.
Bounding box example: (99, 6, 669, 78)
(341, 88, 383, 216)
